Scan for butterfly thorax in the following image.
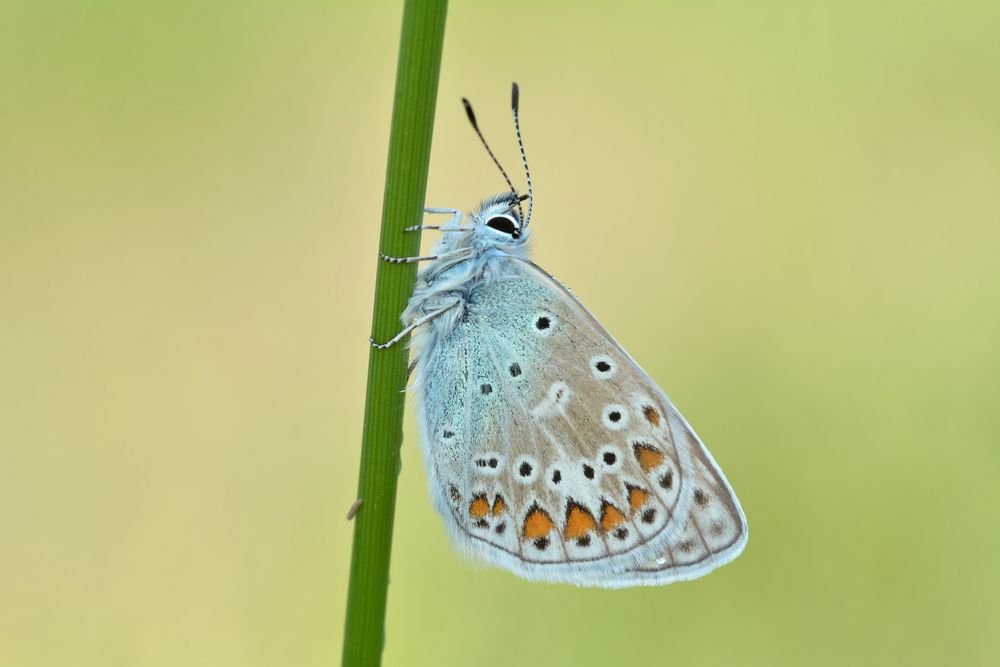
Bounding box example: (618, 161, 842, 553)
(402, 193, 532, 326)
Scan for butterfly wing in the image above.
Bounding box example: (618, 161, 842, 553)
(515, 259, 749, 587)
(571, 408, 748, 588)
(413, 256, 746, 586)
(595, 417, 748, 586)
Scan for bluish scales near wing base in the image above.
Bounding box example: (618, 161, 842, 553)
(398, 194, 747, 588)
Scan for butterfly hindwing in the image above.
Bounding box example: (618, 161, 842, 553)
(578, 409, 748, 587)
(415, 256, 746, 585)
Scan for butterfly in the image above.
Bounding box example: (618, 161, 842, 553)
(371, 83, 747, 587)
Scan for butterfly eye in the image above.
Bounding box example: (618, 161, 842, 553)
(485, 215, 520, 238)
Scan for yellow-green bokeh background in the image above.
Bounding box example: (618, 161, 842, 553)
(2, 2, 999, 665)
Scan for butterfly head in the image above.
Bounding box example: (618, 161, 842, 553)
(471, 192, 529, 245)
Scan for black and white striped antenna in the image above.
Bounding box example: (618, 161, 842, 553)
(511, 82, 533, 227)
(461, 97, 524, 222)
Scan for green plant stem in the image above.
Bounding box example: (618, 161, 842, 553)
(342, 1, 448, 666)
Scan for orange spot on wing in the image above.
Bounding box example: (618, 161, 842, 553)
(642, 405, 661, 427)
(633, 442, 664, 472)
(523, 506, 555, 539)
(469, 495, 490, 519)
(628, 486, 650, 512)
(564, 503, 597, 539)
(600, 502, 627, 533)
(491, 495, 506, 516)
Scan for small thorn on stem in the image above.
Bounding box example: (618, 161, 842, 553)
(346, 499, 363, 520)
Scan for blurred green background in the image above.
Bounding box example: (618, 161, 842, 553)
(2, 1, 999, 665)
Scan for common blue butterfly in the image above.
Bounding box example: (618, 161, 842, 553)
(372, 83, 747, 587)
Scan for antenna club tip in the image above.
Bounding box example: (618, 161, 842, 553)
(461, 97, 478, 127)
(511, 82, 520, 111)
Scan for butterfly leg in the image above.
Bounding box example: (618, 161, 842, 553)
(423, 206, 461, 216)
(378, 248, 473, 264)
(404, 225, 474, 233)
(369, 300, 459, 349)
(405, 207, 472, 233)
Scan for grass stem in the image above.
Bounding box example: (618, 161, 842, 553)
(342, 1, 448, 665)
